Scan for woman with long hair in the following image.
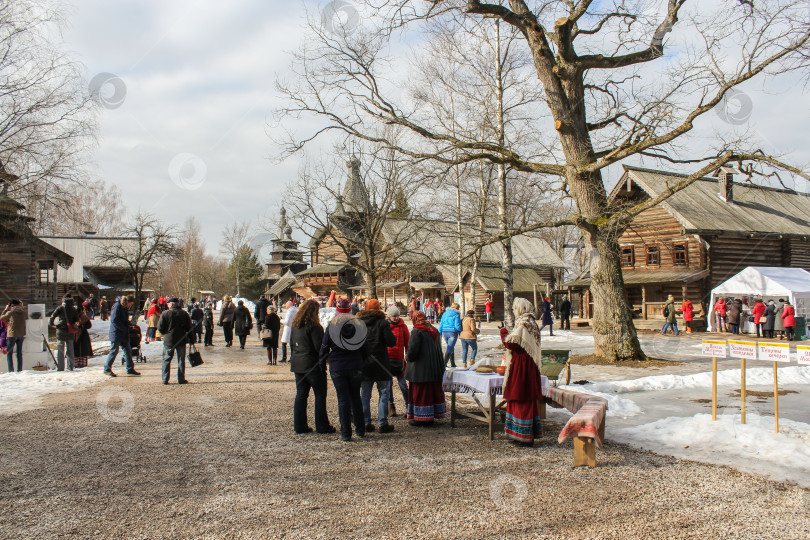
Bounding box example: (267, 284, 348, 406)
(501, 298, 545, 446)
(289, 299, 334, 434)
(405, 311, 446, 426)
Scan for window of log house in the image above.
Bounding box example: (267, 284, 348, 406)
(38, 261, 54, 284)
(673, 243, 687, 266)
(621, 246, 635, 268)
(645, 246, 659, 266)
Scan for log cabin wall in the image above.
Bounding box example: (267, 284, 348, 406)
(705, 234, 783, 288)
(783, 238, 810, 270)
(619, 207, 704, 272)
(312, 232, 351, 265)
(0, 229, 60, 308)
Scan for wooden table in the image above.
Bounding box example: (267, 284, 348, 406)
(443, 370, 548, 441)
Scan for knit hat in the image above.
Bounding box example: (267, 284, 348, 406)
(366, 299, 381, 311)
(386, 305, 400, 318)
(336, 298, 351, 313)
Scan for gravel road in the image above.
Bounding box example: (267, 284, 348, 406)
(0, 335, 807, 539)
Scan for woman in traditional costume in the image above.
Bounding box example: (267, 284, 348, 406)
(405, 311, 446, 426)
(500, 298, 544, 445)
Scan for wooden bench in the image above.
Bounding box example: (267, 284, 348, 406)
(541, 386, 608, 468)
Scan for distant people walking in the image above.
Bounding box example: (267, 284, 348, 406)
(763, 300, 776, 338)
(539, 297, 554, 336)
(682, 299, 694, 333)
(320, 300, 368, 442)
(485, 297, 493, 323)
(280, 301, 298, 362)
(203, 303, 215, 346)
(102, 295, 139, 377)
(190, 302, 204, 344)
(50, 295, 80, 372)
(661, 294, 680, 335)
(99, 296, 109, 321)
(425, 299, 436, 323)
(263, 306, 281, 364)
(157, 297, 192, 384)
(146, 299, 161, 344)
(289, 299, 335, 435)
(1, 300, 26, 372)
(714, 297, 728, 332)
(233, 300, 253, 349)
(74, 306, 93, 368)
(386, 305, 410, 417)
(459, 309, 479, 368)
(405, 311, 446, 426)
(357, 299, 397, 434)
(728, 298, 743, 335)
(559, 295, 571, 330)
(501, 298, 544, 445)
(218, 295, 236, 347)
(438, 302, 462, 367)
(781, 301, 796, 341)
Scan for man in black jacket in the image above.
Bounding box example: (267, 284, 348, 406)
(254, 294, 270, 331)
(49, 295, 80, 371)
(356, 299, 397, 433)
(157, 297, 193, 384)
(559, 295, 571, 331)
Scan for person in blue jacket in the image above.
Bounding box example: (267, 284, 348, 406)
(103, 294, 140, 377)
(438, 301, 463, 367)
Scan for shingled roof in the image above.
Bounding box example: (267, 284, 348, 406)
(613, 166, 810, 237)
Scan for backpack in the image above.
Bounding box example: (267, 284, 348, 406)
(663, 305, 670, 317)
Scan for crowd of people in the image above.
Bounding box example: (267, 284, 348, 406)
(712, 296, 798, 340)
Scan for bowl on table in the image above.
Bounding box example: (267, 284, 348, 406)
(495, 365, 506, 375)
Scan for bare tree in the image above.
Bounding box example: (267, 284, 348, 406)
(284, 141, 426, 299)
(29, 179, 124, 236)
(95, 213, 178, 318)
(276, 0, 810, 360)
(219, 221, 252, 296)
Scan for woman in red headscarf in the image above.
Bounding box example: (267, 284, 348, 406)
(404, 311, 446, 425)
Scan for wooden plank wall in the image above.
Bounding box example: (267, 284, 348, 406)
(783, 238, 810, 270)
(706, 235, 783, 288)
(619, 206, 703, 271)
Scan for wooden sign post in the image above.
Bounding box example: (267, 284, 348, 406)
(702, 340, 727, 421)
(727, 340, 757, 424)
(757, 342, 790, 433)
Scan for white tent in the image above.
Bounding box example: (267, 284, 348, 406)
(708, 266, 810, 331)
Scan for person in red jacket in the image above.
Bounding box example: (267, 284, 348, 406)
(714, 297, 728, 332)
(751, 298, 767, 338)
(781, 301, 797, 341)
(485, 297, 493, 323)
(386, 306, 410, 416)
(682, 299, 694, 333)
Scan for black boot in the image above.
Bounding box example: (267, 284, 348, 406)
(281, 343, 287, 362)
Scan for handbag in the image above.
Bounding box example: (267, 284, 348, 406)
(188, 343, 204, 367)
(758, 316, 767, 324)
(260, 328, 272, 339)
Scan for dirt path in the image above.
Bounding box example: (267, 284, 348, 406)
(0, 334, 807, 539)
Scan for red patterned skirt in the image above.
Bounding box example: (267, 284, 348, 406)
(503, 349, 543, 442)
(407, 382, 446, 423)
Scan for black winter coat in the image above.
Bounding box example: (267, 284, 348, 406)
(764, 304, 776, 331)
(356, 310, 396, 381)
(263, 313, 281, 348)
(728, 299, 743, 325)
(233, 306, 253, 336)
(49, 300, 79, 341)
(560, 299, 571, 316)
(289, 324, 325, 374)
(190, 307, 204, 331)
(254, 298, 270, 323)
(157, 307, 193, 349)
(203, 307, 214, 329)
(405, 327, 445, 383)
(74, 316, 93, 358)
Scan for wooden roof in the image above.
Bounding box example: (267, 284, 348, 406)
(565, 268, 709, 287)
(613, 167, 810, 237)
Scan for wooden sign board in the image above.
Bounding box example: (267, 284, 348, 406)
(728, 340, 757, 360)
(797, 345, 810, 366)
(758, 342, 791, 363)
(702, 340, 727, 358)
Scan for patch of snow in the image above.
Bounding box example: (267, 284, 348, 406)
(319, 307, 337, 328)
(556, 386, 644, 418)
(216, 297, 256, 313)
(613, 413, 810, 488)
(0, 368, 109, 416)
(580, 366, 810, 394)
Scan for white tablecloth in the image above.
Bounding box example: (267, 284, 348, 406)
(443, 369, 549, 396)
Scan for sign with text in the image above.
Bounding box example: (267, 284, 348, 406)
(727, 340, 758, 360)
(702, 340, 727, 358)
(757, 342, 791, 363)
(797, 345, 810, 366)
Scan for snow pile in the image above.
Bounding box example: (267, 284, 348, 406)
(555, 386, 643, 418)
(613, 413, 810, 488)
(581, 365, 810, 394)
(216, 297, 256, 313)
(0, 368, 109, 416)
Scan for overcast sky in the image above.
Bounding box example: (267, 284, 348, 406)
(60, 1, 810, 256)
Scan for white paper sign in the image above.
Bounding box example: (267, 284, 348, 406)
(727, 340, 757, 360)
(757, 342, 791, 363)
(796, 345, 810, 366)
(702, 340, 727, 358)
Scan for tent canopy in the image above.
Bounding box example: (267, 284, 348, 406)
(708, 266, 810, 330)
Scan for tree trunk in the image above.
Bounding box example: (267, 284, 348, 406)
(582, 224, 645, 361)
(497, 163, 514, 327)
